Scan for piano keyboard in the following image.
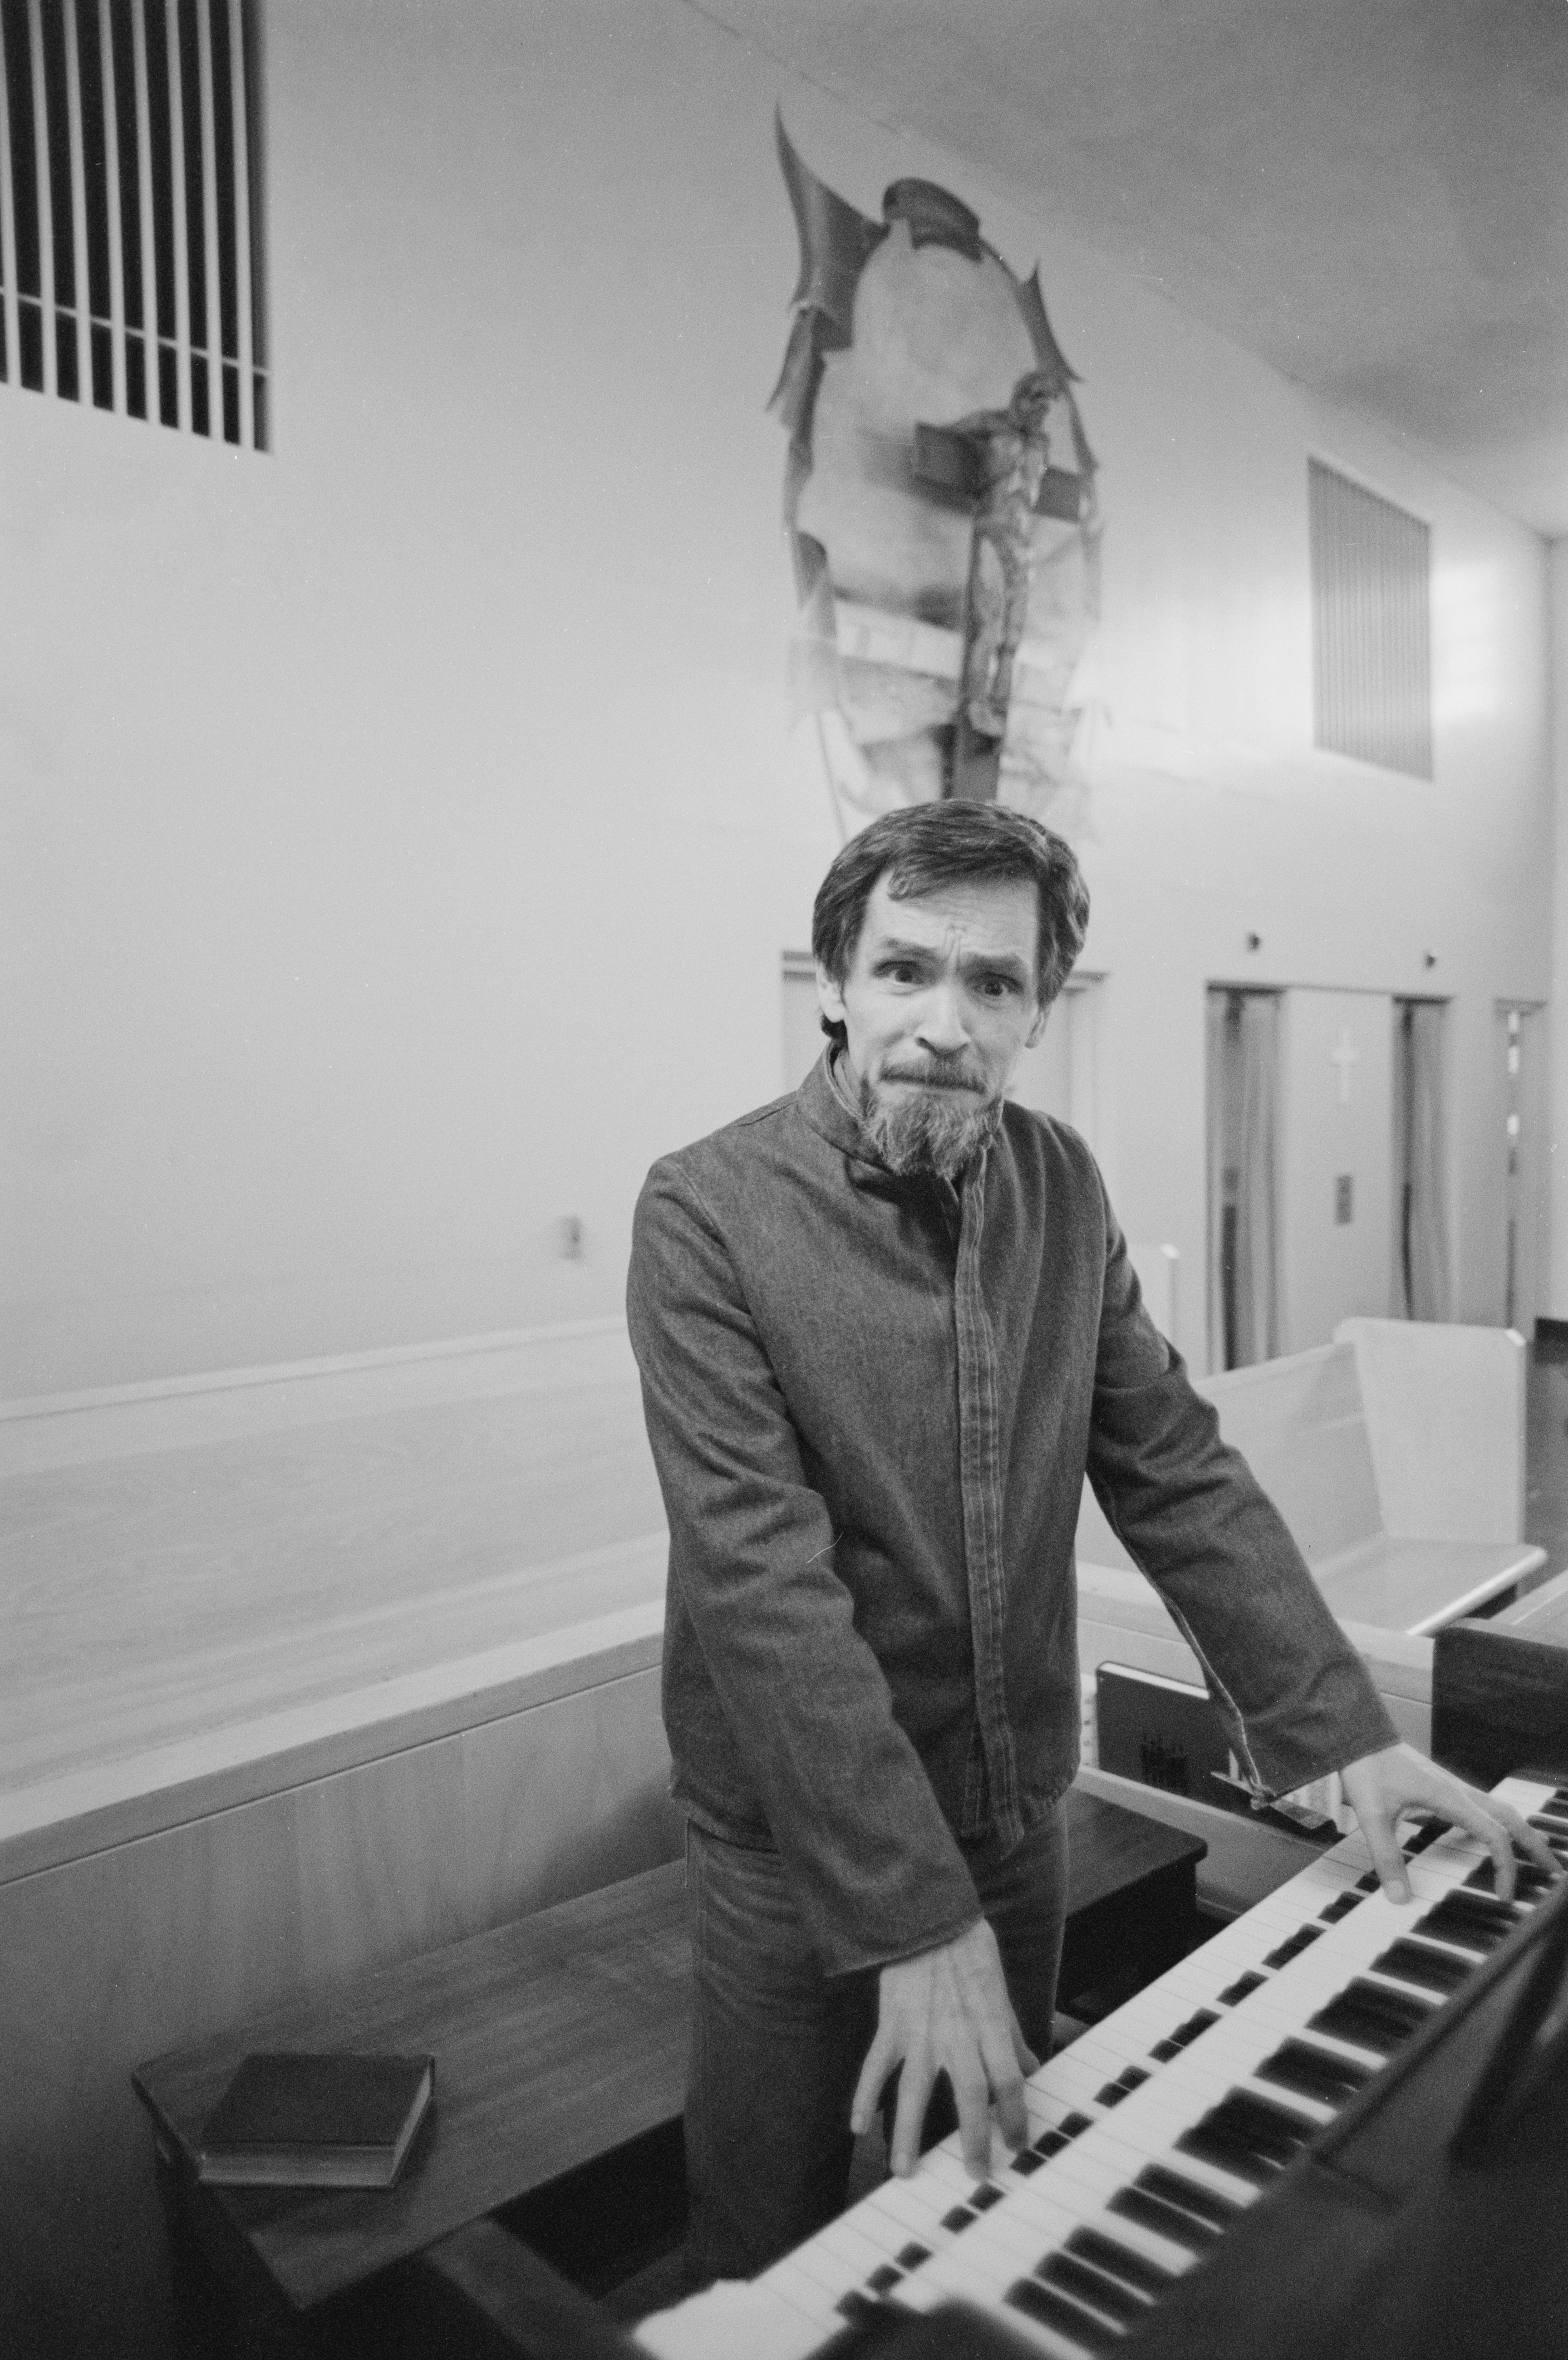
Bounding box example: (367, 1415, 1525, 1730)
(706, 1778, 1568, 2360)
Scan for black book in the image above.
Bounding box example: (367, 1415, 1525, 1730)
(197, 2051, 435, 2188)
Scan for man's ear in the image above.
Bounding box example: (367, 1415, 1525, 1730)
(1023, 999, 1049, 1049)
(816, 963, 847, 1028)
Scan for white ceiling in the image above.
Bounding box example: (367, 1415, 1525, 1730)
(699, 0, 1568, 537)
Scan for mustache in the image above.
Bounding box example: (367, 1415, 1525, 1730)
(879, 1062, 989, 1093)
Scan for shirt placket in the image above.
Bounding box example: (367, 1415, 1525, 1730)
(953, 1159, 1021, 1844)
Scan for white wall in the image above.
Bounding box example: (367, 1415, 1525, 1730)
(0, 0, 1553, 1395)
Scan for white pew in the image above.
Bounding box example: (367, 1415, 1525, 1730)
(1074, 1318, 1548, 1918)
(1078, 1318, 1543, 1638)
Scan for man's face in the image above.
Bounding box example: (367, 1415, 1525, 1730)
(816, 873, 1047, 1176)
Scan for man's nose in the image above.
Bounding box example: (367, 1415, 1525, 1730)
(914, 986, 972, 1054)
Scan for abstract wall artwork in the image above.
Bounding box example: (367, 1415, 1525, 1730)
(771, 117, 1102, 835)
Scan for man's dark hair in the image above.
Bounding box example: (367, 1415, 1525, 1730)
(810, 802, 1090, 1046)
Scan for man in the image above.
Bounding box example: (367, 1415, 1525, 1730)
(626, 801, 1551, 2287)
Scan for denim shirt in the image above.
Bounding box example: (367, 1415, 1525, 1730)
(626, 1054, 1395, 1976)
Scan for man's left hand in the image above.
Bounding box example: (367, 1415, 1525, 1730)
(1339, 1741, 1561, 1903)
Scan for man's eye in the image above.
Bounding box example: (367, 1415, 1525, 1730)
(882, 964, 919, 983)
(978, 977, 1017, 998)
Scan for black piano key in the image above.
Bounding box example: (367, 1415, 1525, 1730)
(1137, 2163, 1244, 2228)
(1319, 1891, 1363, 1923)
(1414, 1892, 1518, 1952)
(1465, 1859, 1555, 1900)
(1253, 2037, 1374, 2108)
(1007, 2275, 1124, 2351)
(1356, 1871, 1382, 1892)
(1111, 2183, 1223, 2251)
(1042, 2252, 1150, 2326)
(941, 2206, 976, 2232)
(836, 2291, 881, 2323)
(1170, 2011, 1220, 2048)
(896, 2242, 931, 2268)
(1149, 2039, 1180, 2061)
(1213, 2087, 1319, 2154)
(1403, 1817, 1447, 1858)
(1096, 2065, 1150, 2105)
(1032, 2129, 1071, 2157)
(1059, 2112, 1094, 2138)
(1218, 1971, 1267, 2006)
(865, 2265, 902, 2293)
(1176, 2090, 1317, 2184)
(1067, 2225, 1178, 2298)
(1371, 1937, 1474, 1996)
(1308, 1978, 1435, 2055)
(970, 2183, 1004, 2211)
(1175, 2122, 1278, 2188)
(1551, 1789, 1568, 1809)
(1262, 1925, 1322, 1969)
(1010, 2148, 1046, 2176)
(1528, 1810, 1568, 1834)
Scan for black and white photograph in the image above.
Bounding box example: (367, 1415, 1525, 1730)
(5, 6, 1568, 2357)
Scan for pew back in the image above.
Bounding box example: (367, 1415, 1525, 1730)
(1076, 1321, 1542, 1634)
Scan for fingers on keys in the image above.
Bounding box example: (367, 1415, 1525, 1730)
(1363, 1814, 1412, 1905)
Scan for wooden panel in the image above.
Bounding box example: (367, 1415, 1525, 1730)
(1493, 1564, 1568, 1640)
(1432, 1621, 1568, 1790)
(126, 1787, 1201, 2326)
(135, 1864, 692, 2313)
(0, 1597, 667, 1882)
(1074, 1764, 1322, 1920)
(0, 1667, 680, 2360)
(1060, 1784, 1203, 1918)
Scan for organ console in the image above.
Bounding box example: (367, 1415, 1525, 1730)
(646, 1776, 1568, 2360)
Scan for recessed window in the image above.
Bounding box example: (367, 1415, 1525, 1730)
(0, 0, 267, 448)
(1309, 459, 1431, 778)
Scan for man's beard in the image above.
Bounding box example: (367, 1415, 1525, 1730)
(860, 1066, 998, 1181)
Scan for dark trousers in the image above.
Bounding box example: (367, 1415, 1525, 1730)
(682, 1804, 1067, 2284)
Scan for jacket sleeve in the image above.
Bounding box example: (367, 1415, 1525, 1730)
(1084, 1197, 1397, 1797)
(627, 1157, 983, 1976)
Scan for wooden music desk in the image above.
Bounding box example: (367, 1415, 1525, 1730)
(133, 1788, 1203, 2356)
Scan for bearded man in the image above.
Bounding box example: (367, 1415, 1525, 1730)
(626, 800, 1547, 2288)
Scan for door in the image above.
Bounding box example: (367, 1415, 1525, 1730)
(1008, 974, 1104, 1154)
(781, 952, 825, 1090)
(1276, 988, 1394, 1353)
(1206, 988, 1282, 1371)
(1499, 1003, 1548, 1334)
(1392, 998, 1451, 1320)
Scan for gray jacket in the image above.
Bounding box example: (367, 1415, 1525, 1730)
(627, 1053, 1395, 1975)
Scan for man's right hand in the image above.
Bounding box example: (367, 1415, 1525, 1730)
(849, 1917, 1038, 2180)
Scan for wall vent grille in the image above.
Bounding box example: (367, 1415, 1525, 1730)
(0, 0, 266, 447)
(1309, 458, 1430, 777)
